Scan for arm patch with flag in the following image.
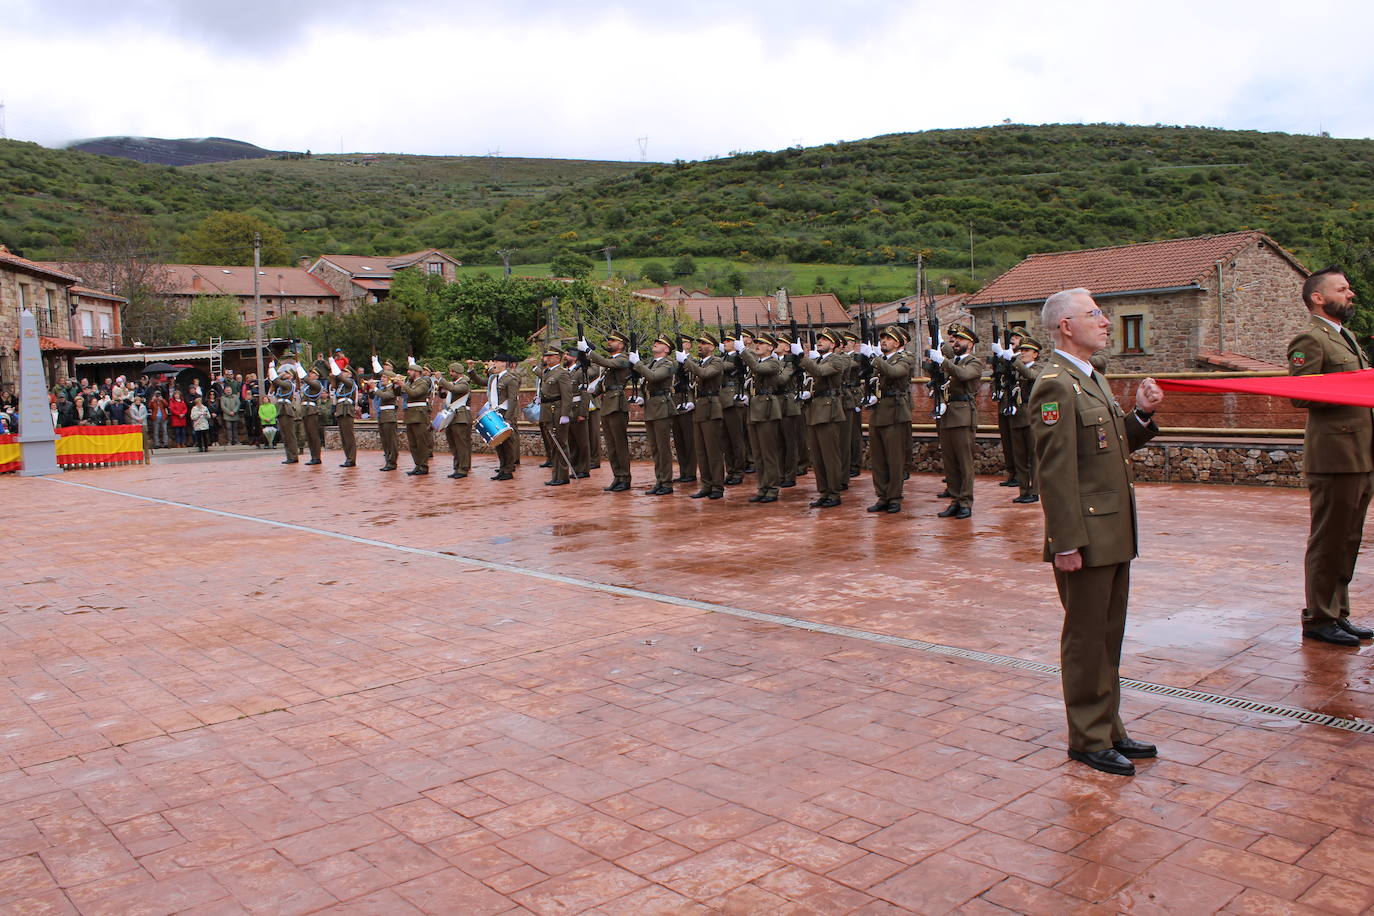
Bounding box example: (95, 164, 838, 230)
(1040, 401, 1060, 425)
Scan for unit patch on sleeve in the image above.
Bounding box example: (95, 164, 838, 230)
(1040, 402, 1060, 425)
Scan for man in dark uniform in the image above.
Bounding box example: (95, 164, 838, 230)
(926, 323, 983, 519)
(469, 355, 522, 480)
(799, 328, 849, 508)
(1287, 267, 1374, 647)
(736, 332, 787, 503)
(300, 368, 325, 465)
(671, 332, 697, 485)
(993, 326, 1026, 488)
(538, 346, 574, 486)
(682, 332, 726, 499)
(375, 364, 401, 471)
(719, 331, 750, 485)
(866, 327, 913, 513)
(272, 366, 302, 464)
(331, 365, 360, 467)
(632, 334, 676, 494)
(1008, 336, 1043, 503)
(582, 332, 632, 491)
(585, 360, 603, 470)
(563, 348, 592, 478)
(1031, 286, 1164, 777)
(402, 361, 433, 475)
(435, 362, 472, 479)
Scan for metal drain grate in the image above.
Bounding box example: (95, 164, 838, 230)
(47, 477, 1374, 738)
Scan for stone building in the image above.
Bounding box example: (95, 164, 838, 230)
(71, 286, 127, 349)
(307, 249, 462, 307)
(159, 265, 342, 325)
(965, 231, 1310, 373)
(0, 246, 81, 388)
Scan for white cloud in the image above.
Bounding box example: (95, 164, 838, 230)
(2, 0, 1371, 159)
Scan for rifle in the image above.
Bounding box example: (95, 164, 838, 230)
(804, 303, 816, 350)
(672, 308, 690, 409)
(926, 294, 948, 419)
(1002, 308, 1019, 416)
(716, 306, 726, 347)
(731, 295, 747, 399)
(990, 312, 1005, 405)
(574, 300, 589, 369)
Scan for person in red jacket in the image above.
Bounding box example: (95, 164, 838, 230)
(168, 391, 190, 447)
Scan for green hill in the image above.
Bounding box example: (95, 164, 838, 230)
(4, 124, 1373, 302)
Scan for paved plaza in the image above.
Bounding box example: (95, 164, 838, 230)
(4, 450, 1374, 915)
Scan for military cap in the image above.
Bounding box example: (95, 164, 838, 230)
(819, 328, 843, 346)
(339, 365, 354, 376)
(753, 332, 777, 347)
(448, 361, 463, 373)
(695, 332, 719, 346)
(542, 345, 563, 357)
(722, 330, 739, 342)
(652, 334, 674, 349)
(949, 323, 979, 344)
(492, 353, 517, 363)
(1015, 335, 1043, 352)
(605, 330, 629, 344)
(842, 331, 860, 342)
(774, 332, 793, 346)
(381, 359, 395, 369)
(678, 332, 694, 343)
(880, 326, 905, 344)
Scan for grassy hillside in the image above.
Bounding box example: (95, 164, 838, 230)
(4, 124, 1373, 303)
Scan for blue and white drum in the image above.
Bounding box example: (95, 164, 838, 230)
(475, 405, 513, 447)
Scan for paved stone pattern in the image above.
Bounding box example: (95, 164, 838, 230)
(3, 452, 1373, 914)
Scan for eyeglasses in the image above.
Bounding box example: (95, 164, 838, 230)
(1062, 308, 1104, 323)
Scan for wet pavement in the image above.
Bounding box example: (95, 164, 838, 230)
(3, 451, 1373, 914)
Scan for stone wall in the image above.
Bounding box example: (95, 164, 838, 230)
(308, 260, 366, 308)
(0, 267, 74, 388)
(1207, 238, 1309, 366)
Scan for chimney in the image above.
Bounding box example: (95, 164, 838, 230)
(191, 274, 203, 292)
(775, 287, 790, 321)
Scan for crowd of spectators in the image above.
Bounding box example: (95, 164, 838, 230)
(44, 372, 281, 450)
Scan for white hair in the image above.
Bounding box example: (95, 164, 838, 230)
(1042, 288, 1091, 341)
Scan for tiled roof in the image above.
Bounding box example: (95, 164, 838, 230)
(966, 231, 1305, 306)
(313, 249, 459, 279)
(1, 249, 79, 283)
(653, 294, 851, 329)
(70, 285, 128, 303)
(634, 286, 712, 299)
(1196, 349, 1284, 371)
(161, 265, 340, 298)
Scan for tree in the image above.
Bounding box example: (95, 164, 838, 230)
(1317, 218, 1374, 337)
(179, 211, 290, 266)
(72, 214, 180, 346)
(641, 261, 671, 285)
(173, 296, 247, 343)
(672, 254, 697, 278)
(550, 249, 594, 279)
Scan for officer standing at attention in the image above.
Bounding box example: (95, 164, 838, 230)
(736, 332, 787, 503)
(375, 361, 401, 472)
(864, 327, 913, 513)
(1031, 287, 1163, 777)
(563, 347, 592, 478)
(926, 323, 983, 519)
(536, 346, 574, 486)
(632, 334, 677, 495)
(300, 368, 325, 465)
(1286, 267, 1374, 647)
(797, 328, 849, 508)
(331, 364, 360, 468)
(272, 366, 302, 464)
(435, 362, 473, 479)
(671, 332, 698, 486)
(681, 332, 727, 499)
(581, 332, 633, 491)
(401, 361, 434, 475)
(719, 331, 751, 485)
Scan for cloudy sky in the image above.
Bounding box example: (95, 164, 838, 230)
(4, 0, 1371, 161)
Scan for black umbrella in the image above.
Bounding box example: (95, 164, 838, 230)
(141, 362, 183, 374)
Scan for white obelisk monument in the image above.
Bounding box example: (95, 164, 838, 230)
(17, 308, 61, 476)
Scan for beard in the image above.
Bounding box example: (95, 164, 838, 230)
(1330, 301, 1358, 323)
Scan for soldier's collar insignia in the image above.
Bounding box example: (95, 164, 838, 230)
(1040, 401, 1060, 425)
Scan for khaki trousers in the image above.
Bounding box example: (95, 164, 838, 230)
(749, 417, 782, 497)
(542, 421, 570, 482)
(806, 419, 846, 499)
(600, 410, 631, 483)
(445, 421, 471, 473)
(378, 420, 399, 466)
(645, 416, 673, 487)
(278, 407, 299, 459)
(997, 409, 1015, 478)
(568, 417, 590, 476)
(405, 419, 431, 470)
(938, 423, 975, 507)
(337, 414, 357, 462)
(303, 413, 322, 461)
(693, 417, 725, 493)
(1011, 424, 1036, 497)
(780, 413, 802, 480)
(849, 409, 863, 475)
(588, 411, 601, 464)
(1304, 470, 1374, 627)
(671, 411, 696, 479)
(869, 421, 906, 503)
(1055, 561, 1131, 752)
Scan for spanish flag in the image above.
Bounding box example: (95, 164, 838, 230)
(55, 424, 146, 467)
(0, 434, 18, 473)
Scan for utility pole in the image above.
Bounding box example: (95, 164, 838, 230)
(600, 245, 616, 281)
(252, 233, 265, 394)
(968, 222, 976, 287)
(497, 248, 518, 277)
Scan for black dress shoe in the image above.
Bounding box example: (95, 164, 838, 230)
(690, 490, 710, 499)
(707, 491, 723, 499)
(937, 489, 953, 498)
(1304, 623, 1361, 646)
(849, 469, 860, 478)
(999, 478, 1020, 487)
(380, 464, 396, 471)
(1068, 748, 1135, 776)
(867, 501, 890, 512)
(809, 498, 826, 508)
(674, 475, 696, 483)
(779, 479, 795, 488)
(883, 503, 901, 513)
(447, 471, 462, 478)
(539, 461, 552, 468)
(1012, 494, 1039, 504)
(953, 507, 971, 519)
(573, 472, 590, 479)
(1337, 618, 1374, 639)
(645, 486, 672, 495)
(812, 496, 841, 508)
(340, 461, 356, 468)
(305, 459, 322, 465)
(282, 458, 299, 464)
(589, 463, 601, 469)
(545, 479, 569, 486)
(406, 468, 428, 476)
(1113, 737, 1158, 759)
(757, 494, 777, 503)
(743, 465, 756, 474)
(937, 504, 959, 517)
(492, 472, 513, 480)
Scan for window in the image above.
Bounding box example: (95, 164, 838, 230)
(45, 289, 56, 322)
(1121, 315, 1144, 353)
(18, 283, 28, 311)
(81, 312, 94, 336)
(427, 261, 443, 275)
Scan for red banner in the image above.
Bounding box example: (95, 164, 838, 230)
(0, 433, 17, 473)
(1158, 369, 1374, 408)
(54, 424, 146, 466)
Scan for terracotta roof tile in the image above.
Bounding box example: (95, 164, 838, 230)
(1, 249, 79, 283)
(967, 231, 1304, 306)
(161, 265, 339, 298)
(1196, 349, 1284, 371)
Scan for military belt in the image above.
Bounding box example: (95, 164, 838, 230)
(697, 389, 720, 397)
(648, 388, 671, 397)
(812, 389, 838, 397)
(947, 394, 973, 403)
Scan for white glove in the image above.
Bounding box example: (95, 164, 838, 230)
(799, 390, 812, 400)
(558, 415, 570, 425)
(328, 357, 340, 375)
(675, 350, 688, 364)
(571, 396, 582, 403)
(268, 361, 276, 377)
(733, 338, 745, 353)
(408, 356, 417, 367)
(863, 343, 878, 358)
(577, 338, 589, 352)
(682, 401, 695, 411)
(926, 349, 946, 365)
(789, 341, 802, 356)
(737, 394, 750, 404)
(294, 363, 307, 378)
(807, 349, 819, 360)
(627, 351, 640, 365)
(371, 356, 382, 373)
(717, 344, 726, 354)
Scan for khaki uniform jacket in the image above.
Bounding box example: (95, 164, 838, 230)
(780, 356, 803, 418)
(470, 369, 522, 424)
(800, 351, 847, 425)
(1010, 358, 1043, 430)
(720, 352, 747, 405)
(376, 381, 401, 424)
(435, 375, 472, 424)
(870, 350, 913, 427)
(1030, 355, 1158, 566)
(538, 365, 574, 424)
(1287, 315, 1374, 474)
(927, 353, 982, 429)
(841, 350, 863, 411)
(684, 354, 724, 422)
(332, 380, 360, 419)
(401, 376, 433, 424)
(741, 350, 787, 422)
(566, 363, 591, 420)
(587, 351, 631, 414)
(272, 377, 303, 419)
(633, 356, 675, 421)
(300, 379, 325, 417)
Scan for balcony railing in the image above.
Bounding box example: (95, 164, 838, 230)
(78, 331, 122, 349)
